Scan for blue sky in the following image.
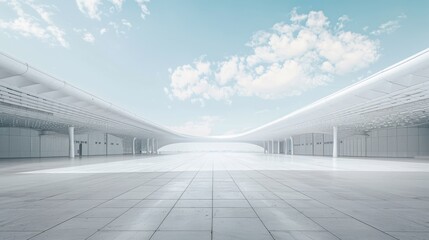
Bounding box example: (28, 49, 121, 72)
(1, 0, 428, 136)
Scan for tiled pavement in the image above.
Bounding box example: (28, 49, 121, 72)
(1, 152, 429, 239)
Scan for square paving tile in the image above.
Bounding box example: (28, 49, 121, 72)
(104, 208, 170, 230)
(159, 207, 212, 230)
(213, 218, 273, 240)
(151, 230, 211, 240)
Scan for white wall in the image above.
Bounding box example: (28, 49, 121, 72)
(0, 128, 40, 158)
(74, 132, 112, 156)
(122, 138, 133, 155)
(363, 126, 429, 158)
(88, 133, 107, 156)
(106, 134, 124, 155)
(290, 126, 429, 158)
(0, 128, 132, 158)
(41, 133, 68, 157)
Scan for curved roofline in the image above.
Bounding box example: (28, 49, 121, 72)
(1, 47, 429, 142)
(0, 52, 198, 139)
(209, 47, 429, 139)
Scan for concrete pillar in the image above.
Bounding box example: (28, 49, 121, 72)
(265, 141, 268, 154)
(105, 133, 108, 155)
(132, 137, 136, 155)
(151, 138, 155, 154)
(271, 140, 274, 154)
(146, 138, 150, 154)
(268, 141, 270, 154)
(290, 136, 294, 155)
(155, 139, 158, 154)
(68, 126, 75, 158)
(312, 133, 314, 156)
(322, 134, 325, 156)
(277, 140, 280, 154)
(284, 138, 287, 154)
(333, 126, 338, 158)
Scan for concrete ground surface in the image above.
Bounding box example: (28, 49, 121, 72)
(1, 152, 429, 240)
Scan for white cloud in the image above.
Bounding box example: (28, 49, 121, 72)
(108, 21, 130, 35)
(168, 10, 379, 102)
(170, 59, 235, 104)
(111, 0, 125, 9)
(216, 56, 239, 85)
(168, 116, 222, 136)
(0, 0, 69, 48)
(135, 0, 150, 19)
(75, 0, 150, 33)
(76, 0, 102, 20)
(336, 15, 350, 31)
(163, 87, 174, 101)
(290, 7, 307, 22)
(100, 27, 107, 35)
(121, 19, 132, 28)
(74, 28, 95, 43)
(371, 21, 399, 35)
(371, 14, 406, 35)
(76, 0, 150, 21)
(83, 32, 95, 43)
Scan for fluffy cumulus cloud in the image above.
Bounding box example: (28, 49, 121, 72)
(168, 116, 222, 136)
(0, 0, 69, 47)
(168, 9, 380, 102)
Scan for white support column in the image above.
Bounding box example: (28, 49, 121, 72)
(277, 140, 280, 154)
(290, 136, 294, 155)
(152, 138, 155, 154)
(146, 138, 150, 154)
(267, 141, 270, 154)
(132, 137, 136, 155)
(265, 141, 268, 154)
(105, 133, 108, 155)
(333, 126, 338, 158)
(155, 139, 158, 154)
(271, 140, 274, 154)
(284, 138, 287, 154)
(68, 126, 75, 158)
(266, 141, 268, 154)
(312, 133, 315, 156)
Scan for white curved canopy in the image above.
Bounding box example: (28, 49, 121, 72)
(1, 49, 429, 145)
(222, 48, 429, 141)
